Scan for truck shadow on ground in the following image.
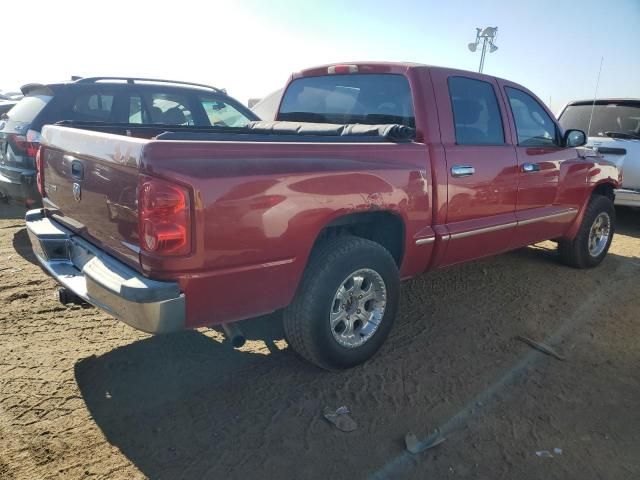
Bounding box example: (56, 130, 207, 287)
(73, 239, 639, 479)
(11, 228, 39, 266)
(615, 206, 639, 238)
(74, 317, 329, 479)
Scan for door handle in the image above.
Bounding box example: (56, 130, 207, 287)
(451, 165, 475, 177)
(522, 162, 540, 173)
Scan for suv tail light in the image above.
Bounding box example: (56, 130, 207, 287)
(138, 175, 192, 256)
(35, 147, 45, 197)
(7, 130, 41, 158)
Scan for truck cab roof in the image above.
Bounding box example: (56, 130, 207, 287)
(293, 61, 511, 84)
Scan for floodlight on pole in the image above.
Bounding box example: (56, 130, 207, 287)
(467, 27, 499, 73)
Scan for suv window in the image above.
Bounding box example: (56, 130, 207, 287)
(448, 76, 504, 145)
(129, 95, 145, 124)
(559, 102, 640, 138)
(146, 93, 194, 125)
(71, 92, 115, 121)
(279, 74, 415, 127)
(506, 87, 559, 147)
(5, 94, 52, 123)
(200, 96, 251, 127)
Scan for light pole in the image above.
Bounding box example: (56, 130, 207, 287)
(468, 27, 498, 73)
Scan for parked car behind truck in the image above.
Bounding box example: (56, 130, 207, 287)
(0, 77, 257, 206)
(559, 99, 640, 208)
(27, 62, 620, 369)
(0, 100, 17, 116)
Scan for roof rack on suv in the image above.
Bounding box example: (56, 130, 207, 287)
(74, 77, 224, 93)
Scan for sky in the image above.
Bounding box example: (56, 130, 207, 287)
(2, 0, 639, 113)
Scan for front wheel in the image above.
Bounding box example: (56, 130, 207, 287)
(283, 236, 400, 370)
(558, 195, 615, 268)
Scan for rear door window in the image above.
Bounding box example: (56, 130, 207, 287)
(448, 76, 505, 145)
(4, 94, 52, 123)
(71, 92, 115, 121)
(144, 93, 194, 125)
(128, 95, 146, 124)
(279, 74, 415, 127)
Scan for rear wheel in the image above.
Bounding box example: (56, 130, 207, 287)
(558, 195, 615, 268)
(283, 236, 400, 370)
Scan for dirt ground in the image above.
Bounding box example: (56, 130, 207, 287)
(0, 203, 638, 480)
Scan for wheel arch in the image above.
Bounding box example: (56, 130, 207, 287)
(591, 182, 615, 202)
(310, 210, 406, 268)
(564, 180, 617, 240)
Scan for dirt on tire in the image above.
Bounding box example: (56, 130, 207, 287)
(1, 203, 639, 479)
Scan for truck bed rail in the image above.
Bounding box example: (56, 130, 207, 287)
(54, 120, 416, 143)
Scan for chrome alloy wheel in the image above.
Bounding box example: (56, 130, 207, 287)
(588, 212, 611, 257)
(329, 268, 387, 348)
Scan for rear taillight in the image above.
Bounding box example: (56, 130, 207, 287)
(35, 147, 45, 197)
(26, 130, 42, 157)
(7, 130, 41, 158)
(138, 175, 191, 256)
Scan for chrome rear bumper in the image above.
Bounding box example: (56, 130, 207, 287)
(25, 209, 185, 334)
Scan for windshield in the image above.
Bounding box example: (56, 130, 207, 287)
(278, 74, 415, 127)
(559, 103, 640, 138)
(5, 94, 52, 123)
(199, 95, 253, 127)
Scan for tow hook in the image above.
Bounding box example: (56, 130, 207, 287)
(56, 287, 87, 306)
(222, 322, 246, 348)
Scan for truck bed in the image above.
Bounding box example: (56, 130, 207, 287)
(39, 122, 430, 327)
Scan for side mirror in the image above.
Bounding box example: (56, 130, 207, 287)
(564, 129, 587, 147)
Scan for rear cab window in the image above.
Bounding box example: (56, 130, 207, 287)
(278, 74, 415, 127)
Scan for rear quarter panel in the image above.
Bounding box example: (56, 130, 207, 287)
(140, 140, 431, 327)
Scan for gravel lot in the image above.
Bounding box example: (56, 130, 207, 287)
(1, 204, 639, 480)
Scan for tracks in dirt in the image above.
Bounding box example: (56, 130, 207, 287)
(0, 206, 639, 479)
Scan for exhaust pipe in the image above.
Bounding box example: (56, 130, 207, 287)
(56, 287, 86, 306)
(222, 322, 246, 348)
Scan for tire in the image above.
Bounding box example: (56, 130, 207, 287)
(558, 195, 615, 268)
(283, 236, 400, 370)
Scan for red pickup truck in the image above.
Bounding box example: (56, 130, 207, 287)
(26, 62, 620, 369)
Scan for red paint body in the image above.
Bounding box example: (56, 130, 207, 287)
(39, 63, 621, 329)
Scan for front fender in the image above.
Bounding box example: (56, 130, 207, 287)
(563, 158, 621, 240)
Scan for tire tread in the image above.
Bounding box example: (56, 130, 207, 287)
(283, 235, 397, 369)
(558, 195, 615, 269)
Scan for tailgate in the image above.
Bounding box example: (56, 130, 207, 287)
(41, 125, 149, 267)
